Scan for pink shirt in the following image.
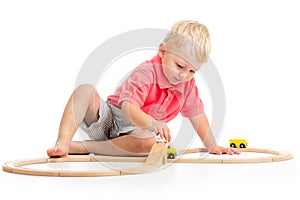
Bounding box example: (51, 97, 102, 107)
(107, 55, 204, 122)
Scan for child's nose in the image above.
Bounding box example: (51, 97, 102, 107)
(179, 72, 188, 79)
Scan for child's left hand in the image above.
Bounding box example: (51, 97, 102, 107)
(209, 145, 240, 155)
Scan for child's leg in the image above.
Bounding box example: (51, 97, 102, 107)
(69, 129, 156, 156)
(47, 84, 100, 157)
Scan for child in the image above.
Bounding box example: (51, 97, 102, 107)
(47, 20, 240, 157)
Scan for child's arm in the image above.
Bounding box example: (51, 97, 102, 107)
(189, 113, 239, 155)
(121, 101, 172, 141)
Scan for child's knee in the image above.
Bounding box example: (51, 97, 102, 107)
(74, 84, 99, 101)
(131, 130, 156, 153)
(137, 138, 156, 153)
(75, 84, 96, 95)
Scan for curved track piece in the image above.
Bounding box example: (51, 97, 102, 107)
(2, 146, 293, 177)
(175, 148, 293, 163)
(2, 142, 169, 177)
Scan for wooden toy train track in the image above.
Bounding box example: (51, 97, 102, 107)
(2, 143, 293, 177)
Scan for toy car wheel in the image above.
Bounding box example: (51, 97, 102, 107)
(239, 143, 246, 148)
(167, 153, 175, 159)
(230, 143, 236, 148)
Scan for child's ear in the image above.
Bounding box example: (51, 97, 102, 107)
(158, 43, 166, 58)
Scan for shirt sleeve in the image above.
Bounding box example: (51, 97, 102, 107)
(117, 64, 154, 107)
(180, 78, 204, 117)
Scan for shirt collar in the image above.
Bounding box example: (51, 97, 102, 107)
(151, 55, 186, 94)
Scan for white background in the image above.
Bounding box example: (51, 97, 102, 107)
(0, 0, 299, 199)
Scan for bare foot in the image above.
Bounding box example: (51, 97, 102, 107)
(47, 143, 69, 157)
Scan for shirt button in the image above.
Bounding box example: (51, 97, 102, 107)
(166, 98, 169, 101)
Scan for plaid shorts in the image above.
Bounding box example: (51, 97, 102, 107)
(80, 98, 140, 141)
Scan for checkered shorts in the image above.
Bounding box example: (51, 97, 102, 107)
(80, 98, 140, 141)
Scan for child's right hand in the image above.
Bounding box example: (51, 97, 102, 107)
(121, 101, 171, 141)
(145, 117, 172, 142)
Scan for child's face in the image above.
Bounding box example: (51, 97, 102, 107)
(159, 45, 199, 86)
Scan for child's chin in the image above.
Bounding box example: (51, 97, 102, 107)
(172, 80, 183, 85)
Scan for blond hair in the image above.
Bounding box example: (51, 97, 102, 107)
(163, 20, 211, 64)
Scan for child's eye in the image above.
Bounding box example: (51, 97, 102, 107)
(176, 64, 184, 69)
(189, 70, 195, 74)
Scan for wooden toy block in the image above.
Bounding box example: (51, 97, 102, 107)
(121, 142, 169, 175)
(145, 142, 168, 166)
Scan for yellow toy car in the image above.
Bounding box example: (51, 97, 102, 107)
(167, 146, 177, 159)
(229, 139, 247, 148)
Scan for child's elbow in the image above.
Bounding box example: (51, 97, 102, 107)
(121, 101, 132, 121)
